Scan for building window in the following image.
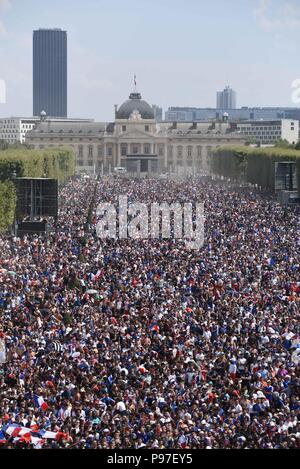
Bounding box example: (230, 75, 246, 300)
(133, 145, 138, 154)
(187, 146, 192, 157)
(144, 144, 150, 154)
(197, 146, 202, 158)
(79, 146, 83, 158)
(98, 146, 103, 158)
(88, 146, 93, 158)
(158, 145, 164, 157)
(107, 146, 113, 156)
(145, 125, 149, 132)
(177, 146, 183, 157)
(121, 144, 127, 156)
(122, 125, 126, 132)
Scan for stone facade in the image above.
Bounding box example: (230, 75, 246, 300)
(26, 91, 247, 175)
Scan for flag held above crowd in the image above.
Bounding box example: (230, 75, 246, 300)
(33, 395, 49, 412)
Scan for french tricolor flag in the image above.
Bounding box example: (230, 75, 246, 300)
(34, 395, 49, 412)
(0, 430, 6, 444)
(5, 425, 30, 438)
(31, 436, 45, 449)
(18, 432, 32, 444)
(39, 430, 58, 440)
(30, 422, 39, 433)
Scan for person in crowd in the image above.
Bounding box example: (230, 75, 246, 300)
(0, 176, 299, 449)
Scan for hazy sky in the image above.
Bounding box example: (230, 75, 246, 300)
(1, 0, 300, 120)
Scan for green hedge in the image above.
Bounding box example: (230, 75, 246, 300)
(0, 147, 75, 184)
(0, 148, 75, 232)
(0, 181, 16, 233)
(211, 146, 300, 192)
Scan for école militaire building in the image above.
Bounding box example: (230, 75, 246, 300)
(26, 89, 248, 176)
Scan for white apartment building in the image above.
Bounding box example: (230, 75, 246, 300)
(236, 119, 299, 145)
(0, 116, 95, 145)
(0, 117, 40, 144)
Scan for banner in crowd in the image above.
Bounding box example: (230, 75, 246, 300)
(0, 339, 6, 364)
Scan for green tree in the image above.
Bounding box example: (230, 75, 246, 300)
(211, 145, 300, 193)
(275, 139, 293, 149)
(0, 181, 16, 233)
(0, 147, 75, 232)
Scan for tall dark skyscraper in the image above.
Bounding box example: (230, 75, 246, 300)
(33, 28, 67, 117)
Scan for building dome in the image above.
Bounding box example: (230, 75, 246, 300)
(116, 92, 154, 120)
(40, 110, 47, 121)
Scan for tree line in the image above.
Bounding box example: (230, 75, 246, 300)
(211, 146, 300, 193)
(0, 146, 75, 233)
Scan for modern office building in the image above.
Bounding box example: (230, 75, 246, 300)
(0, 117, 39, 144)
(152, 104, 163, 123)
(0, 116, 94, 144)
(33, 28, 67, 118)
(236, 119, 299, 145)
(217, 86, 237, 110)
(165, 106, 300, 122)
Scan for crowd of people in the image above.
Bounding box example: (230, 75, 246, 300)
(0, 175, 299, 449)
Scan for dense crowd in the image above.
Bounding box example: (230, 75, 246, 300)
(0, 175, 299, 449)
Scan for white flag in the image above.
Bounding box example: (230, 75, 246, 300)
(0, 339, 6, 364)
